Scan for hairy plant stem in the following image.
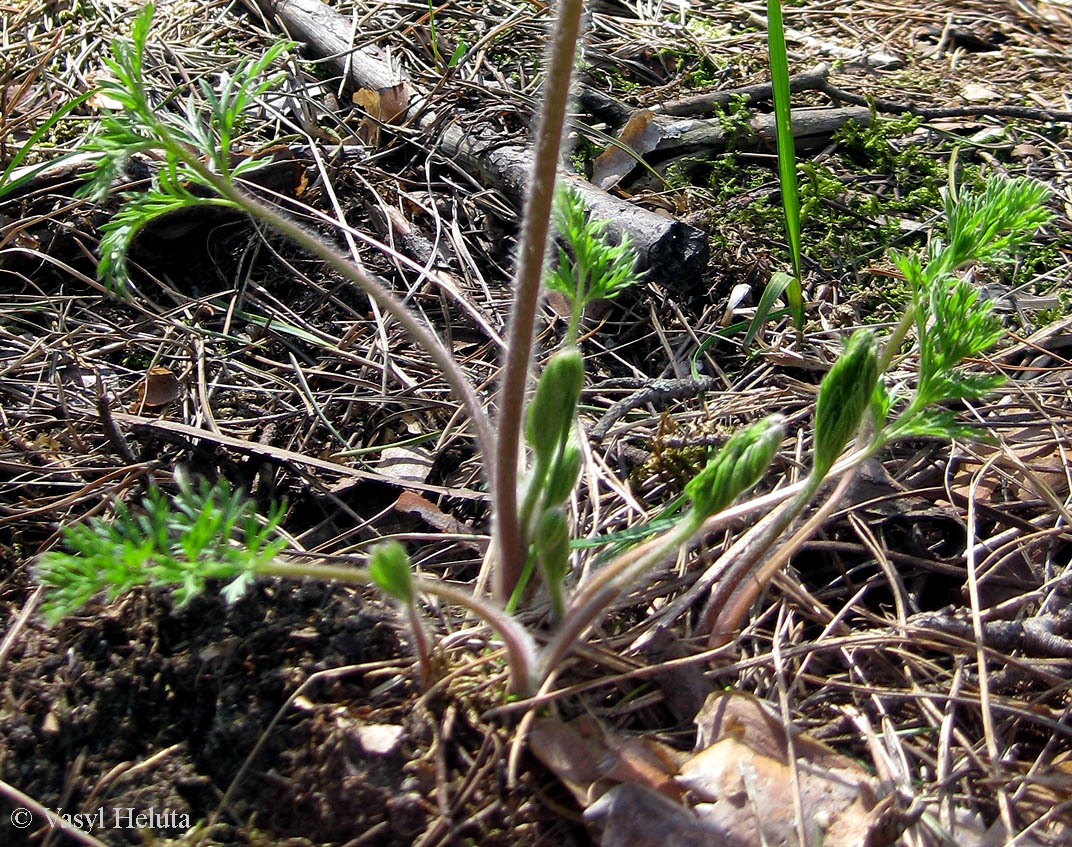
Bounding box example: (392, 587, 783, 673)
(406, 601, 434, 688)
(878, 301, 917, 373)
(492, 0, 585, 604)
(516, 454, 550, 550)
(705, 466, 858, 646)
(695, 472, 824, 640)
(166, 151, 495, 471)
(537, 516, 699, 684)
(566, 285, 584, 344)
(260, 560, 538, 693)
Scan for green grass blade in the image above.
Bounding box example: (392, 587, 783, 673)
(0, 91, 95, 200)
(688, 307, 791, 377)
(448, 40, 467, 68)
(743, 271, 796, 352)
(767, 0, 805, 328)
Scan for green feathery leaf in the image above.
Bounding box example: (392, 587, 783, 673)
(35, 478, 285, 625)
(74, 3, 292, 291)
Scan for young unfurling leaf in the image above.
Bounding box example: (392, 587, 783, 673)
(686, 414, 786, 523)
(534, 507, 571, 619)
(369, 541, 414, 604)
(542, 440, 581, 508)
(814, 329, 878, 474)
(526, 346, 584, 464)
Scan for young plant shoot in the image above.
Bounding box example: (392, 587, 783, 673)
(698, 174, 1053, 644)
(545, 185, 642, 343)
(34, 7, 1054, 701)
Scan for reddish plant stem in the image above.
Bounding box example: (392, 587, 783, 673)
(705, 467, 857, 647)
(492, 0, 586, 603)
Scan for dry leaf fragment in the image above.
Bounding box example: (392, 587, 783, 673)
(530, 716, 686, 808)
(137, 366, 182, 408)
(376, 445, 433, 484)
(353, 83, 409, 146)
(86, 73, 125, 111)
(687, 692, 888, 847)
(1011, 143, 1044, 161)
(393, 491, 486, 553)
(533, 693, 893, 847)
(592, 109, 663, 190)
(353, 87, 383, 146)
(394, 490, 473, 534)
(377, 83, 409, 123)
(960, 83, 999, 102)
(585, 783, 723, 847)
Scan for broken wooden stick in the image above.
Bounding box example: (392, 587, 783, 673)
(241, 0, 711, 283)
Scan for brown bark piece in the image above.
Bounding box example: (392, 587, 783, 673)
(245, 0, 412, 119)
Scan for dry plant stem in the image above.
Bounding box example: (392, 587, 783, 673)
(260, 561, 538, 693)
(570, 519, 697, 613)
(966, 455, 1018, 839)
(707, 466, 859, 647)
(0, 777, 111, 847)
(492, 0, 585, 604)
(506, 665, 562, 789)
(173, 157, 495, 467)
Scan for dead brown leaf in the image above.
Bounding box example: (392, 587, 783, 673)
(393, 491, 486, 553)
(136, 366, 182, 409)
(353, 88, 383, 146)
(592, 109, 662, 190)
(530, 716, 686, 808)
(686, 692, 885, 847)
(532, 692, 894, 847)
(352, 83, 409, 146)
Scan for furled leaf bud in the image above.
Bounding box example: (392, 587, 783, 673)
(526, 346, 584, 462)
(535, 506, 571, 619)
(685, 414, 786, 522)
(369, 541, 413, 604)
(542, 439, 581, 508)
(814, 329, 879, 473)
(534, 507, 571, 587)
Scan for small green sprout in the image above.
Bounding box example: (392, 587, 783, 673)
(879, 176, 1053, 444)
(546, 185, 642, 343)
(369, 541, 436, 687)
(699, 174, 1055, 643)
(765, 0, 805, 330)
(369, 541, 414, 604)
(813, 329, 878, 474)
(685, 414, 786, 524)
